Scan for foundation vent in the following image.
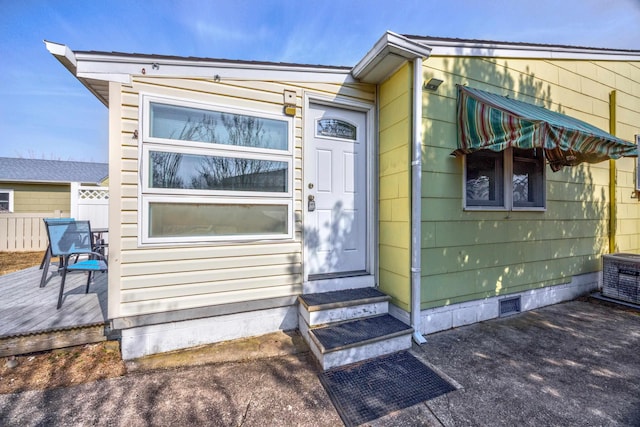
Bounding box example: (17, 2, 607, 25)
(499, 296, 521, 317)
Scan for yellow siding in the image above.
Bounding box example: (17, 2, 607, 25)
(1, 183, 70, 213)
(378, 63, 412, 311)
(109, 75, 374, 318)
(421, 55, 640, 309)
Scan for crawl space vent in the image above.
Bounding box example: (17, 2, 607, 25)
(602, 253, 640, 304)
(499, 296, 521, 317)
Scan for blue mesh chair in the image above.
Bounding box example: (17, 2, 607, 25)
(40, 217, 75, 288)
(44, 219, 108, 309)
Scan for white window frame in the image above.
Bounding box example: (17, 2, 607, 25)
(139, 94, 294, 245)
(0, 189, 14, 213)
(463, 148, 546, 211)
(141, 145, 293, 198)
(142, 95, 293, 157)
(142, 196, 293, 244)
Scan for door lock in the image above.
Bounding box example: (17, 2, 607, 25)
(308, 195, 316, 212)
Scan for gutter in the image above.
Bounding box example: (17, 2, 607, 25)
(410, 57, 427, 345)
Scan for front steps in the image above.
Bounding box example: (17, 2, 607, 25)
(298, 287, 413, 370)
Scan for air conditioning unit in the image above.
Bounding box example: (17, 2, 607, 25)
(602, 253, 640, 304)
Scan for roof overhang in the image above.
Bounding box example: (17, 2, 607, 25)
(352, 31, 432, 84)
(407, 36, 640, 60)
(45, 41, 357, 108)
(46, 41, 111, 107)
(0, 179, 103, 185)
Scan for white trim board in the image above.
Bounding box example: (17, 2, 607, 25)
(302, 92, 377, 284)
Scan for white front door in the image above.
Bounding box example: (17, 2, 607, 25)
(305, 103, 368, 278)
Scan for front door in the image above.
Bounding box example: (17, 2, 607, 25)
(305, 103, 368, 279)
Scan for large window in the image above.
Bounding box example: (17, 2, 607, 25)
(0, 190, 13, 212)
(140, 95, 293, 244)
(465, 148, 545, 210)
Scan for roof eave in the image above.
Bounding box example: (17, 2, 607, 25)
(0, 178, 103, 185)
(45, 41, 110, 107)
(46, 42, 359, 109)
(72, 52, 356, 85)
(408, 37, 640, 60)
(352, 31, 432, 84)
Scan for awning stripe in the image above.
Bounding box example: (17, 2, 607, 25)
(454, 85, 637, 171)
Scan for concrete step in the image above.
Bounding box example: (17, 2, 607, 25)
(298, 287, 390, 328)
(307, 314, 413, 370)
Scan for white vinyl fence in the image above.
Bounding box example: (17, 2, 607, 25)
(71, 183, 109, 229)
(0, 213, 58, 251)
(0, 184, 109, 252)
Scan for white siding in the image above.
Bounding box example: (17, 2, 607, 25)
(110, 76, 375, 318)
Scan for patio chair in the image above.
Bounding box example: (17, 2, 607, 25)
(44, 219, 108, 309)
(40, 217, 75, 288)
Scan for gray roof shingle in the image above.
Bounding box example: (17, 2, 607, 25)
(0, 157, 108, 184)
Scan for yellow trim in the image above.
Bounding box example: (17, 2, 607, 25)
(609, 90, 616, 253)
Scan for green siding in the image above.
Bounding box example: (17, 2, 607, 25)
(0, 182, 70, 213)
(378, 63, 413, 311)
(420, 56, 640, 309)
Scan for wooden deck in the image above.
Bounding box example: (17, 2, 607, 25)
(0, 264, 109, 356)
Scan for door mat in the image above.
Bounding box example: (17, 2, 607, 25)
(318, 351, 455, 427)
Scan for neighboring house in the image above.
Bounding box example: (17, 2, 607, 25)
(0, 157, 108, 214)
(46, 32, 640, 360)
(0, 157, 109, 250)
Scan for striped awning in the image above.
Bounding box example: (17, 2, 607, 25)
(454, 85, 637, 171)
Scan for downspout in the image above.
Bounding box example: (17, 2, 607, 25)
(411, 57, 427, 344)
(609, 91, 617, 253)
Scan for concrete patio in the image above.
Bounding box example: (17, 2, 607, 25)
(1, 297, 638, 426)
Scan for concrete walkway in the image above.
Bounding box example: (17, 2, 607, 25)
(1, 299, 639, 426)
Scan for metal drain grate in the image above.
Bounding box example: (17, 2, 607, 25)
(499, 296, 521, 317)
(319, 351, 456, 426)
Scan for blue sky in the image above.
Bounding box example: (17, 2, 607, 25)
(1, 0, 639, 163)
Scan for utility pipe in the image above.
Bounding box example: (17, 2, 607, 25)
(410, 57, 427, 345)
(609, 91, 617, 253)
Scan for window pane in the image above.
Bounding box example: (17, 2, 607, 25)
(149, 202, 288, 237)
(513, 149, 544, 208)
(0, 193, 8, 212)
(150, 103, 288, 151)
(317, 119, 356, 140)
(466, 151, 504, 206)
(149, 151, 288, 192)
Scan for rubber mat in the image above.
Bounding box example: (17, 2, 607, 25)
(300, 287, 386, 307)
(312, 315, 411, 351)
(318, 351, 455, 427)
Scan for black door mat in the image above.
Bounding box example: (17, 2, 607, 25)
(318, 351, 455, 427)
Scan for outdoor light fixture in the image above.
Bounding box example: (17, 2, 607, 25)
(283, 89, 297, 116)
(424, 78, 443, 91)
